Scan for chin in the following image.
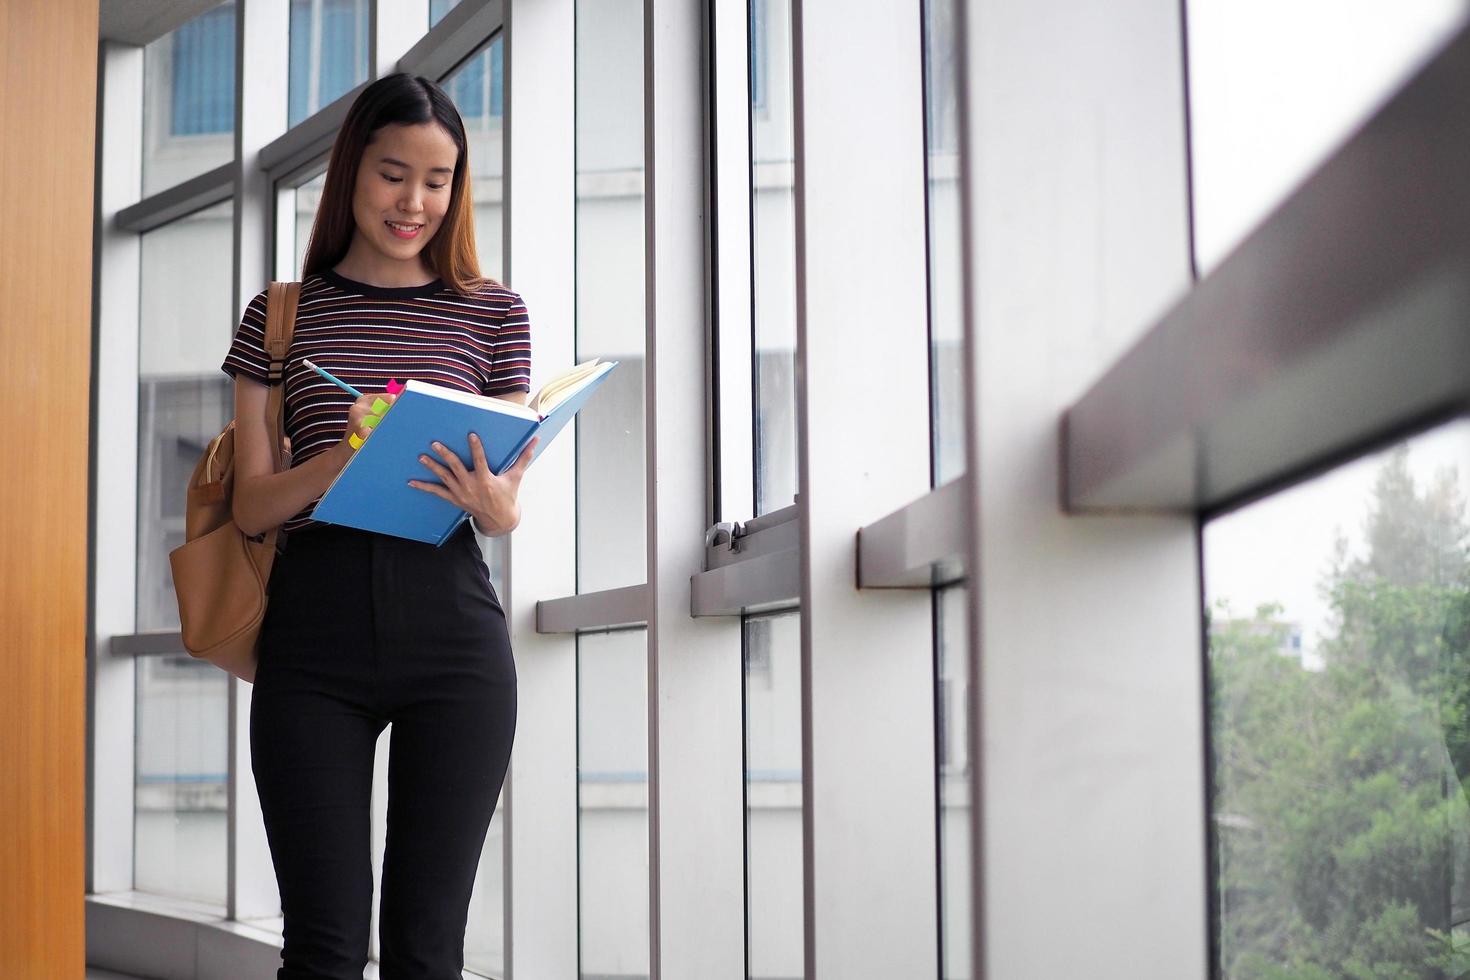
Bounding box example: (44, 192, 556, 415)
(384, 239, 426, 258)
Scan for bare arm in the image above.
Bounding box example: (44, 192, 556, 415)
(231, 375, 354, 537)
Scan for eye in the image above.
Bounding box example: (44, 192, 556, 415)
(428, 183, 447, 190)
(381, 174, 403, 183)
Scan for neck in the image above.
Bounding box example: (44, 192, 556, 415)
(331, 237, 436, 287)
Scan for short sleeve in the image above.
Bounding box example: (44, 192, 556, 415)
(220, 288, 272, 385)
(484, 290, 532, 396)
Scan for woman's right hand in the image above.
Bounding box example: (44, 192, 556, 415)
(337, 391, 399, 454)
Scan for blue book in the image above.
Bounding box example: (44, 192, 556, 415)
(311, 359, 618, 545)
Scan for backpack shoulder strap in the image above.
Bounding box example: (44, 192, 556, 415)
(261, 282, 302, 478)
(263, 281, 302, 380)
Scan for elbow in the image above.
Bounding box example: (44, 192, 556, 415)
(232, 482, 261, 537)
(233, 506, 260, 539)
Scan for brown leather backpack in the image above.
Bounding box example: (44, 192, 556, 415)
(168, 282, 301, 683)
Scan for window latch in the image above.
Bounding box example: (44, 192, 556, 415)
(704, 520, 744, 553)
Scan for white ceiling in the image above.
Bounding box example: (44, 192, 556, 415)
(100, 0, 229, 46)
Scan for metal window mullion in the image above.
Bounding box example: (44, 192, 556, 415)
(949, 0, 985, 970)
(229, 0, 292, 924)
(1063, 22, 1470, 517)
(691, 505, 801, 614)
(115, 162, 237, 234)
(110, 632, 186, 657)
(690, 547, 800, 617)
(536, 584, 650, 634)
(91, 40, 146, 900)
(502, 1, 579, 976)
(397, 0, 505, 82)
(856, 476, 969, 589)
(789, 0, 938, 974)
(643, 0, 747, 974)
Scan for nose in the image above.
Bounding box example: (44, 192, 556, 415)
(397, 186, 425, 215)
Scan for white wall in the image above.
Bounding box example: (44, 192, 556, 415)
(963, 1, 1206, 976)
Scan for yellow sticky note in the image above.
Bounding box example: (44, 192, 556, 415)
(349, 432, 364, 450)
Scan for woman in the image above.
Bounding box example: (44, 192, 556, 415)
(221, 72, 533, 979)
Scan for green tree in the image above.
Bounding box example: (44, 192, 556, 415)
(1213, 445, 1470, 979)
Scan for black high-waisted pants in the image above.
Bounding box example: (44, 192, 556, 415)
(250, 520, 516, 980)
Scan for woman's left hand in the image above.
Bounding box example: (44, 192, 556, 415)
(409, 433, 539, 536)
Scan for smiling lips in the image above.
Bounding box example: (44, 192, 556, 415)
(386, 220, 424, 240)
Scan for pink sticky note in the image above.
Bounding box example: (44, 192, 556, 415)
(386, 378, 404, 395)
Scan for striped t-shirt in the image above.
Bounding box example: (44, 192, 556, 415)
(220, 268, 532, 535)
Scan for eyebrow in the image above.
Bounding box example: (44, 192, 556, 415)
(378, 156, 454, 175)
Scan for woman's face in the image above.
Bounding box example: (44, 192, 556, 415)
(351, 121, 460, 265)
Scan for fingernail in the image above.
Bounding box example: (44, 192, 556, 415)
(419, 455, 429, 462)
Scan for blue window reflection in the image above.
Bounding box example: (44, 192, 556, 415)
(749, 0, 767, 111)
(430, 0, 459, 27)
(289, 0, 368, 128)
(170, 4, 235, 136)
(447, 39, 503, 124)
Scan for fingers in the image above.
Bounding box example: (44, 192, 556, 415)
(430, 440, 469, 480)
(508, 437, 539, 477)
(406, 476, 451, 502)
(416, 450, 454, 487)
(344, 391, 397, 448)
(359, 391, 397, 409)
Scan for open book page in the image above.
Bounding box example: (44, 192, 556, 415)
(406, 381, 541, 420)
(531, 358, 606, 416)
(372, 360, 609, 424)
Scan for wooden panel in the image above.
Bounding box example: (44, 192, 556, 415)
(0, 0, 100, 974)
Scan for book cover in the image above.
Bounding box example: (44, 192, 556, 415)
(311, 360, 618, 545)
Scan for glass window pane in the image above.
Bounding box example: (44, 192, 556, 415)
(453, 34, 505, 282)
(465, 793, 507, 977)
(921, 0, 965, 487)
(576, 0, 647, 593)
(289, 0, 369, 128)
(430, 0, 463, 28)
(745, 611, 804, 979)
(935, 585, 971, 979)
(1186, 0, 1464, 273)
(749, 0, 797, 516)
(466, 528, 506, 976)
(143, 3, 236, 197)
(138, 200, 236, 633)
(1205, 418, 1470, 976)
(290, 171, 326, 279)
(133, 656, 230, 904)
(133, 200, 235, 906)
(579, 629, 651, 978)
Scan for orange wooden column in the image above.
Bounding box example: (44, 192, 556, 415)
(0, 0, 99, 974)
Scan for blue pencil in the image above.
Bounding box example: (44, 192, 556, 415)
(301, 358, 364, 398)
